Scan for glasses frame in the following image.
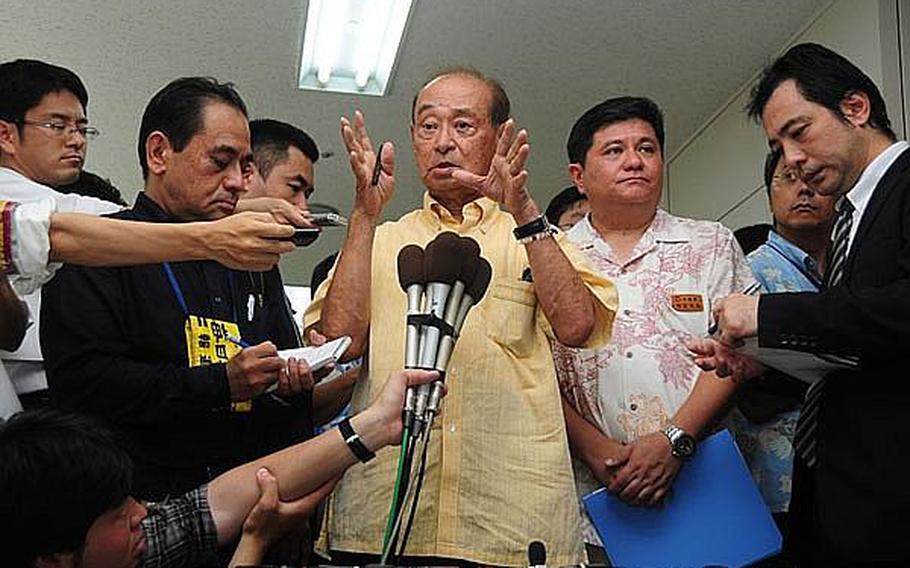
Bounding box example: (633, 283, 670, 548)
(15, 119, 100, 141)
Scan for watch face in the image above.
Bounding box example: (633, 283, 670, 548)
(675, 435, 696, 458)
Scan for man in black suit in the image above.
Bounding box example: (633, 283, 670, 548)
(691, 43, 909, 566)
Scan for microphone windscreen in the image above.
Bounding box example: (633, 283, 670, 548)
(397, 244, 425, 290)
(528, 540, 546, 566)
(424, 232, 462, 284)
(458, 236, 481, 284)
(467, 258, 493, 302)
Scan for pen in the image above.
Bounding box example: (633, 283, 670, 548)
(707, 281, 763, 335)
(370, 142, 386, 186)
(225, 333, 251, 349)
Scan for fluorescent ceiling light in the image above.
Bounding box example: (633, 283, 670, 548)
(299, 0, 415, 96)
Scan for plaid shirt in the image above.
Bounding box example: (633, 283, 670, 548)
(141, 485, 219, 568)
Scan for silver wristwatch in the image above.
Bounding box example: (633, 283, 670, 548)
(662, 424, 697, 459)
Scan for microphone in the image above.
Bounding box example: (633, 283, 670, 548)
(412, 233, 461, 432)
(397, 244, 425, 426)
(427, 257, 492, 415)
(397, 245, 425, 368)
(440, 236, 481, 329)
(528, 540, 547, 568)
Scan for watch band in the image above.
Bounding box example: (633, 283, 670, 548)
(517, 228, 555, 245)
(512, 215, 551, 242)
(338, 418, 375, 463)
(663, 423, 696, 459)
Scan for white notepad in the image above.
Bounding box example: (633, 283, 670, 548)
(277, 335, 352, 371)
(265, 336, 352, 394)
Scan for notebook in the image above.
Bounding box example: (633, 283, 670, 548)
(264, 336, 352, 394)
(277, 335, 352, 371)
(582, 429, 782, 568)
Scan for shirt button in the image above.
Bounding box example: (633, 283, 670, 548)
(449, 424, 457, 433)
(213, 296, 223, 304)
(630, 403, 638, 411)
(626, 351, 633, 358)
(623, 309, 632, 316)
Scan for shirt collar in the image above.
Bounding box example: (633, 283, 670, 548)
(765, 229, 820, 279)
(133, 192, 178, 222)
(422, 191, 500, 231)
(845, 140, 909, 216)
(572, 208, 687, 266)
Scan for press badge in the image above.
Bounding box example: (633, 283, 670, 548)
(184, 315, 251, 412)
(670, 293, 705, 312)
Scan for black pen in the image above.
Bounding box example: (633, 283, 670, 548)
(370, 142, 386, 186)
(707, 281, 763, 336)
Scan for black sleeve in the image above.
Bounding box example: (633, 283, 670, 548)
(40, 264, 231, 426)
(758, 279, 910, 357)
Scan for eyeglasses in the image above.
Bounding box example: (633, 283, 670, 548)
(17, 120, 100, 141)
(772, 169, 801, 187)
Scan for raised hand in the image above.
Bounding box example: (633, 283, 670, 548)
(451, 119, 534, 218)
(340, 110, 395, 218)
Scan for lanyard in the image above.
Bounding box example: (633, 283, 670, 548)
(162, 262, 239, 322)
(162, 262, 189, 315)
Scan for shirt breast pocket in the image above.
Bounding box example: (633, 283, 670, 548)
(664, 292, 710, 339)
(483, 279, 538, 357)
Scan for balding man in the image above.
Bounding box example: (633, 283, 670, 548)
(305, 68, 617, 566)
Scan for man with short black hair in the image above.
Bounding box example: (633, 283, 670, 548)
(694, 43, 910, 564)
(42, 77, 315, 503)
(246, 118, 320, 210)
(545, 185, 588, 231)
(726, 149, 836, 559)
(554, 96, 753, 561)
(0, 59, 121, 410)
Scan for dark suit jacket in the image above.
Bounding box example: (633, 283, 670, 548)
(758, 145, 910, 563)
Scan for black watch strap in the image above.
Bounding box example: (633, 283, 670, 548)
(338, 418, 375, 463)
(512, 215, 550, 241)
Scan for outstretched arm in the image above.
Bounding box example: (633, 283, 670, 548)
(207, 368, 438, 545)
(48, 211, 294, 271)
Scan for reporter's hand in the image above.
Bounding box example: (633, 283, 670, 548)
(712, 294, 760, 346)
(607, 432, 682, 507)
(306, 329, 336, 383)
(275, 356, 315, 396)
(236, 197, 314, 228)
(226, 341, 285, 401)
(340, 110, 394, 218)
(356, 369, 439, 449)
(228, 467, 338, 567)
(204, 212, 294, 271)
(686, 337, 765, 383)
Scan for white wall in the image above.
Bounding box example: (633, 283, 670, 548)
(666, 0, 906, 230)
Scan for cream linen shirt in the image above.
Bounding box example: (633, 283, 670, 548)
(304, 194, 618, 566)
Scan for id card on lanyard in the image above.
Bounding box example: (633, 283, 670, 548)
(164, 262, 252, 412)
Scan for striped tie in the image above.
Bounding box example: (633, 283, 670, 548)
(793, 197, 854, 468)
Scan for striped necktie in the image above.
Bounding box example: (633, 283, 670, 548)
(793, 197, 854, 468)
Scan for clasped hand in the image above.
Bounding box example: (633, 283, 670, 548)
(603, 432, 681, 507)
